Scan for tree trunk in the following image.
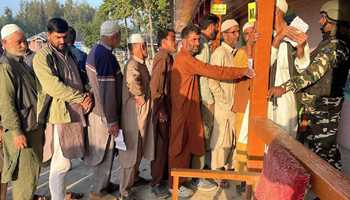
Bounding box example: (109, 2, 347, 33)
(124, 17, 130, 59)
(148, 11, 155, 59)
(143, 1, 155, 59)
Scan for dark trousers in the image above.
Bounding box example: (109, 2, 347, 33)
(307, 97, 343, 170)
(0, 179, 6, 200)
(151, 120, 169, 186)
(0, 142, 7, 200)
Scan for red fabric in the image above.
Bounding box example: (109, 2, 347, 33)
(254, 141, 310, 200)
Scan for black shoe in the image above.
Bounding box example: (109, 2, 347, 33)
(134, 176, 150, 187)
(33, 194, 49, 200)
(151, 185, 171, 199)
(101, 182, 119, 193)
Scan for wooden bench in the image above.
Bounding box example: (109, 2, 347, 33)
(171, 169, 260, 199)
(171, 118, 350, 200)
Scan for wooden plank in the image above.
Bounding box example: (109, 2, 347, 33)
(254, 118, 350, 200)
(247, 0, 275, 171)
(172, 176, 179, 200)
(171, 169, 260, 200)
(171, 169, 260, 185)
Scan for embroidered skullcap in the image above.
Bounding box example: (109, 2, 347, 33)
(1, 24, 23, 40)
(128, 33, 145, 44)
(221, 19, 239, 32)
(242, 22, 254, 32)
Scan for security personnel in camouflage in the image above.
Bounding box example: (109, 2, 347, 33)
(269, 0, 350, 169)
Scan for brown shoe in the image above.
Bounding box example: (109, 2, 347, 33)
(90, 192, 117, 200)
(65, 192, 84, 200)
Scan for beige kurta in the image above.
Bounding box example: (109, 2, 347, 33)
(119, 56, 154, 168)
(208, 42, 237, 169)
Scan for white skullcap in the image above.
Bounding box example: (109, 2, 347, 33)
(128, 33, 144, 44)
(100, 20, 120, 36)
(1, 24, 23, 40)
(276, 0, 288, 13)
(221, 19, 239, 33)
(242, 22, 254, 32)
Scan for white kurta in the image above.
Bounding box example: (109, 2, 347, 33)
(267, 41, 310, 137)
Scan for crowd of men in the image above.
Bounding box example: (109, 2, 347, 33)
(0, 0, 350, 200)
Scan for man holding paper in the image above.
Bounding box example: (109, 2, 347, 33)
(268, 0, 310, 137)
(269, 0, 350, 170)
(85, 20, 123, 198)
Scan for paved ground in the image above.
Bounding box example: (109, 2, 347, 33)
(6, 157, 243, 200)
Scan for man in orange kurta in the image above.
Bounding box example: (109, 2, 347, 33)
(169, 25, 254, 194)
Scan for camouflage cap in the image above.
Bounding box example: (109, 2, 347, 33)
(320, 0, 350, 23)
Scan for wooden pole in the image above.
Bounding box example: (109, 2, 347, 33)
(247, 0, 275, 171)
(172, 176, 179, 200)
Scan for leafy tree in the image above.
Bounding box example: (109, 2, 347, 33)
(100, 0, 172, 58)
(0, 0, 171, 52)
(78, 9, 108, 47)
(44, 0, 64, 19)
(0, 7, 16, 28)
(16, 0, 47, 36)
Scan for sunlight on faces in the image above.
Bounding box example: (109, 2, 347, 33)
(243, 26, 255, 43)
(183, 32, 200, 55)
(48, 31, 67, 50)
(141, 42, 148, 58)
(162, 32, 177, 53)
(208, 23, 218, 40)
(2, 31, 27, 56)
(102, 32, 121, 49)
(110, 32, 121, 49)
(133, 42, 148, 59)
(222, 25, 240, 47)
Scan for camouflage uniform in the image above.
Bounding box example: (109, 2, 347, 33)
(281, 33, 350, 169)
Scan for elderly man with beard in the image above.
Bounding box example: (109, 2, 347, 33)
(207, 19, 241, 188)
(230, 22, 256, 174)
(169, 24, 255, 198)
(268, 0, 311, 137)
(0, 24, 43, 200)
(85, 20, 122, 199)
(119, 34, 154, 200)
